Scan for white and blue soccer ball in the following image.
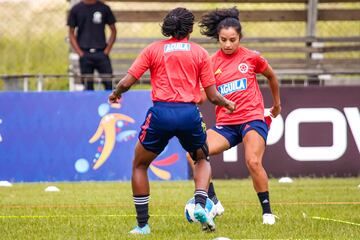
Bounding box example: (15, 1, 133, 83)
(184, 197, 216, 223)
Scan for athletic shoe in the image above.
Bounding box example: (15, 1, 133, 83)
(214, 200, 225, 216)
(129, 224, 151, 234)
(262, 213, 277, 225)
(194, 203, 216, 231)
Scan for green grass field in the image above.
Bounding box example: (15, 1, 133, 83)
(0, 178, 359, 239)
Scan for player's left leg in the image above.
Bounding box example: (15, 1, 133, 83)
(243, 129, 276, 225)
(129, 141, 158, 234)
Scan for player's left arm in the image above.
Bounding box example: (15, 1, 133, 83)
(262, 65, 281, 118)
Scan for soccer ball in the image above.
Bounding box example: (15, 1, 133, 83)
(184, 197, 216, 223)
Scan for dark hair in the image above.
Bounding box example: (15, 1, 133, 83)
(161, 7, 195, 40)
(199, 7, 242, 40)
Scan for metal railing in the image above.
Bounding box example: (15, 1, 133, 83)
(1, 72, 360, 92)
(0, 74, 149, 92)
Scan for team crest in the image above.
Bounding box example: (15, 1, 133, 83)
(93, 11, 102, 24)
(238, 63, 248, 74)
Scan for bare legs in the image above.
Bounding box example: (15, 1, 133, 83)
(243, 130, 268, 192)
(131, 141, 158, 196)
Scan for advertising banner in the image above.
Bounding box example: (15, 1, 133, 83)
(200, 86, 360, 178)
(0, 91, 187, 182)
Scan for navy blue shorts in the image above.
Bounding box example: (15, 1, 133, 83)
(138, 102, 207, 154)
(211, 120, 269, 148)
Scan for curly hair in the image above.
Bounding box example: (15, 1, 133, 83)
(161, 8, 195, 40)
(199, 7, 242, 40)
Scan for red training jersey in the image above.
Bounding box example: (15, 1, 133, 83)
(211, 47, 268, 125)
(128, 37, 215, 103)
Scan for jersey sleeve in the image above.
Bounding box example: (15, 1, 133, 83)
(105, 5, 116, 25)
(254, 53, 269, 74)
(199, 50, 216, 88)
(67, 7, 77, 27)
(128, 45, 152, 80)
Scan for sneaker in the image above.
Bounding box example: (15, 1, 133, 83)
(194, 203, 216, 231)
(262, 213, 277, 225)
(129, 224, 151, 234)
(214, 200, 225, 217)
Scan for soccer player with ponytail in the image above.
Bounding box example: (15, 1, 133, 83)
(188, 7, 281, 225)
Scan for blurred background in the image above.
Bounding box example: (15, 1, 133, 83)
(0, 0, 359, 90)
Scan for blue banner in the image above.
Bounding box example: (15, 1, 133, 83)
(0, 91, 188, 182)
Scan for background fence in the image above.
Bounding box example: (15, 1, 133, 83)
(0, 0, 359, 91)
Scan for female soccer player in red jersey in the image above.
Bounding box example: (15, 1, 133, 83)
(108, 8, 235, 234)
(188, 7, 281, 225)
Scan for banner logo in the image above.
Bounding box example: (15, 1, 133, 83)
(74, 101, 180, 180)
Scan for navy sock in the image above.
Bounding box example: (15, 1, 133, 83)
(133, 195, 150, 227)
(194, 189, 207, 208)
(257, 191, 272, 214)
(208, 182, 218, 204)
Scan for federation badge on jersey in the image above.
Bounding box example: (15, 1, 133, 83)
(238, 63, 249, 74)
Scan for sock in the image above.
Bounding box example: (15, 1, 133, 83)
(208, 182, 219, 204)
(194, 189, 207, 208)
(257, 191, 272, 214)
(133, 195, 150, 227)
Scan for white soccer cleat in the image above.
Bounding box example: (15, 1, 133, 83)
(262, 213, 276, 225)
(214, 200, 225, 217)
